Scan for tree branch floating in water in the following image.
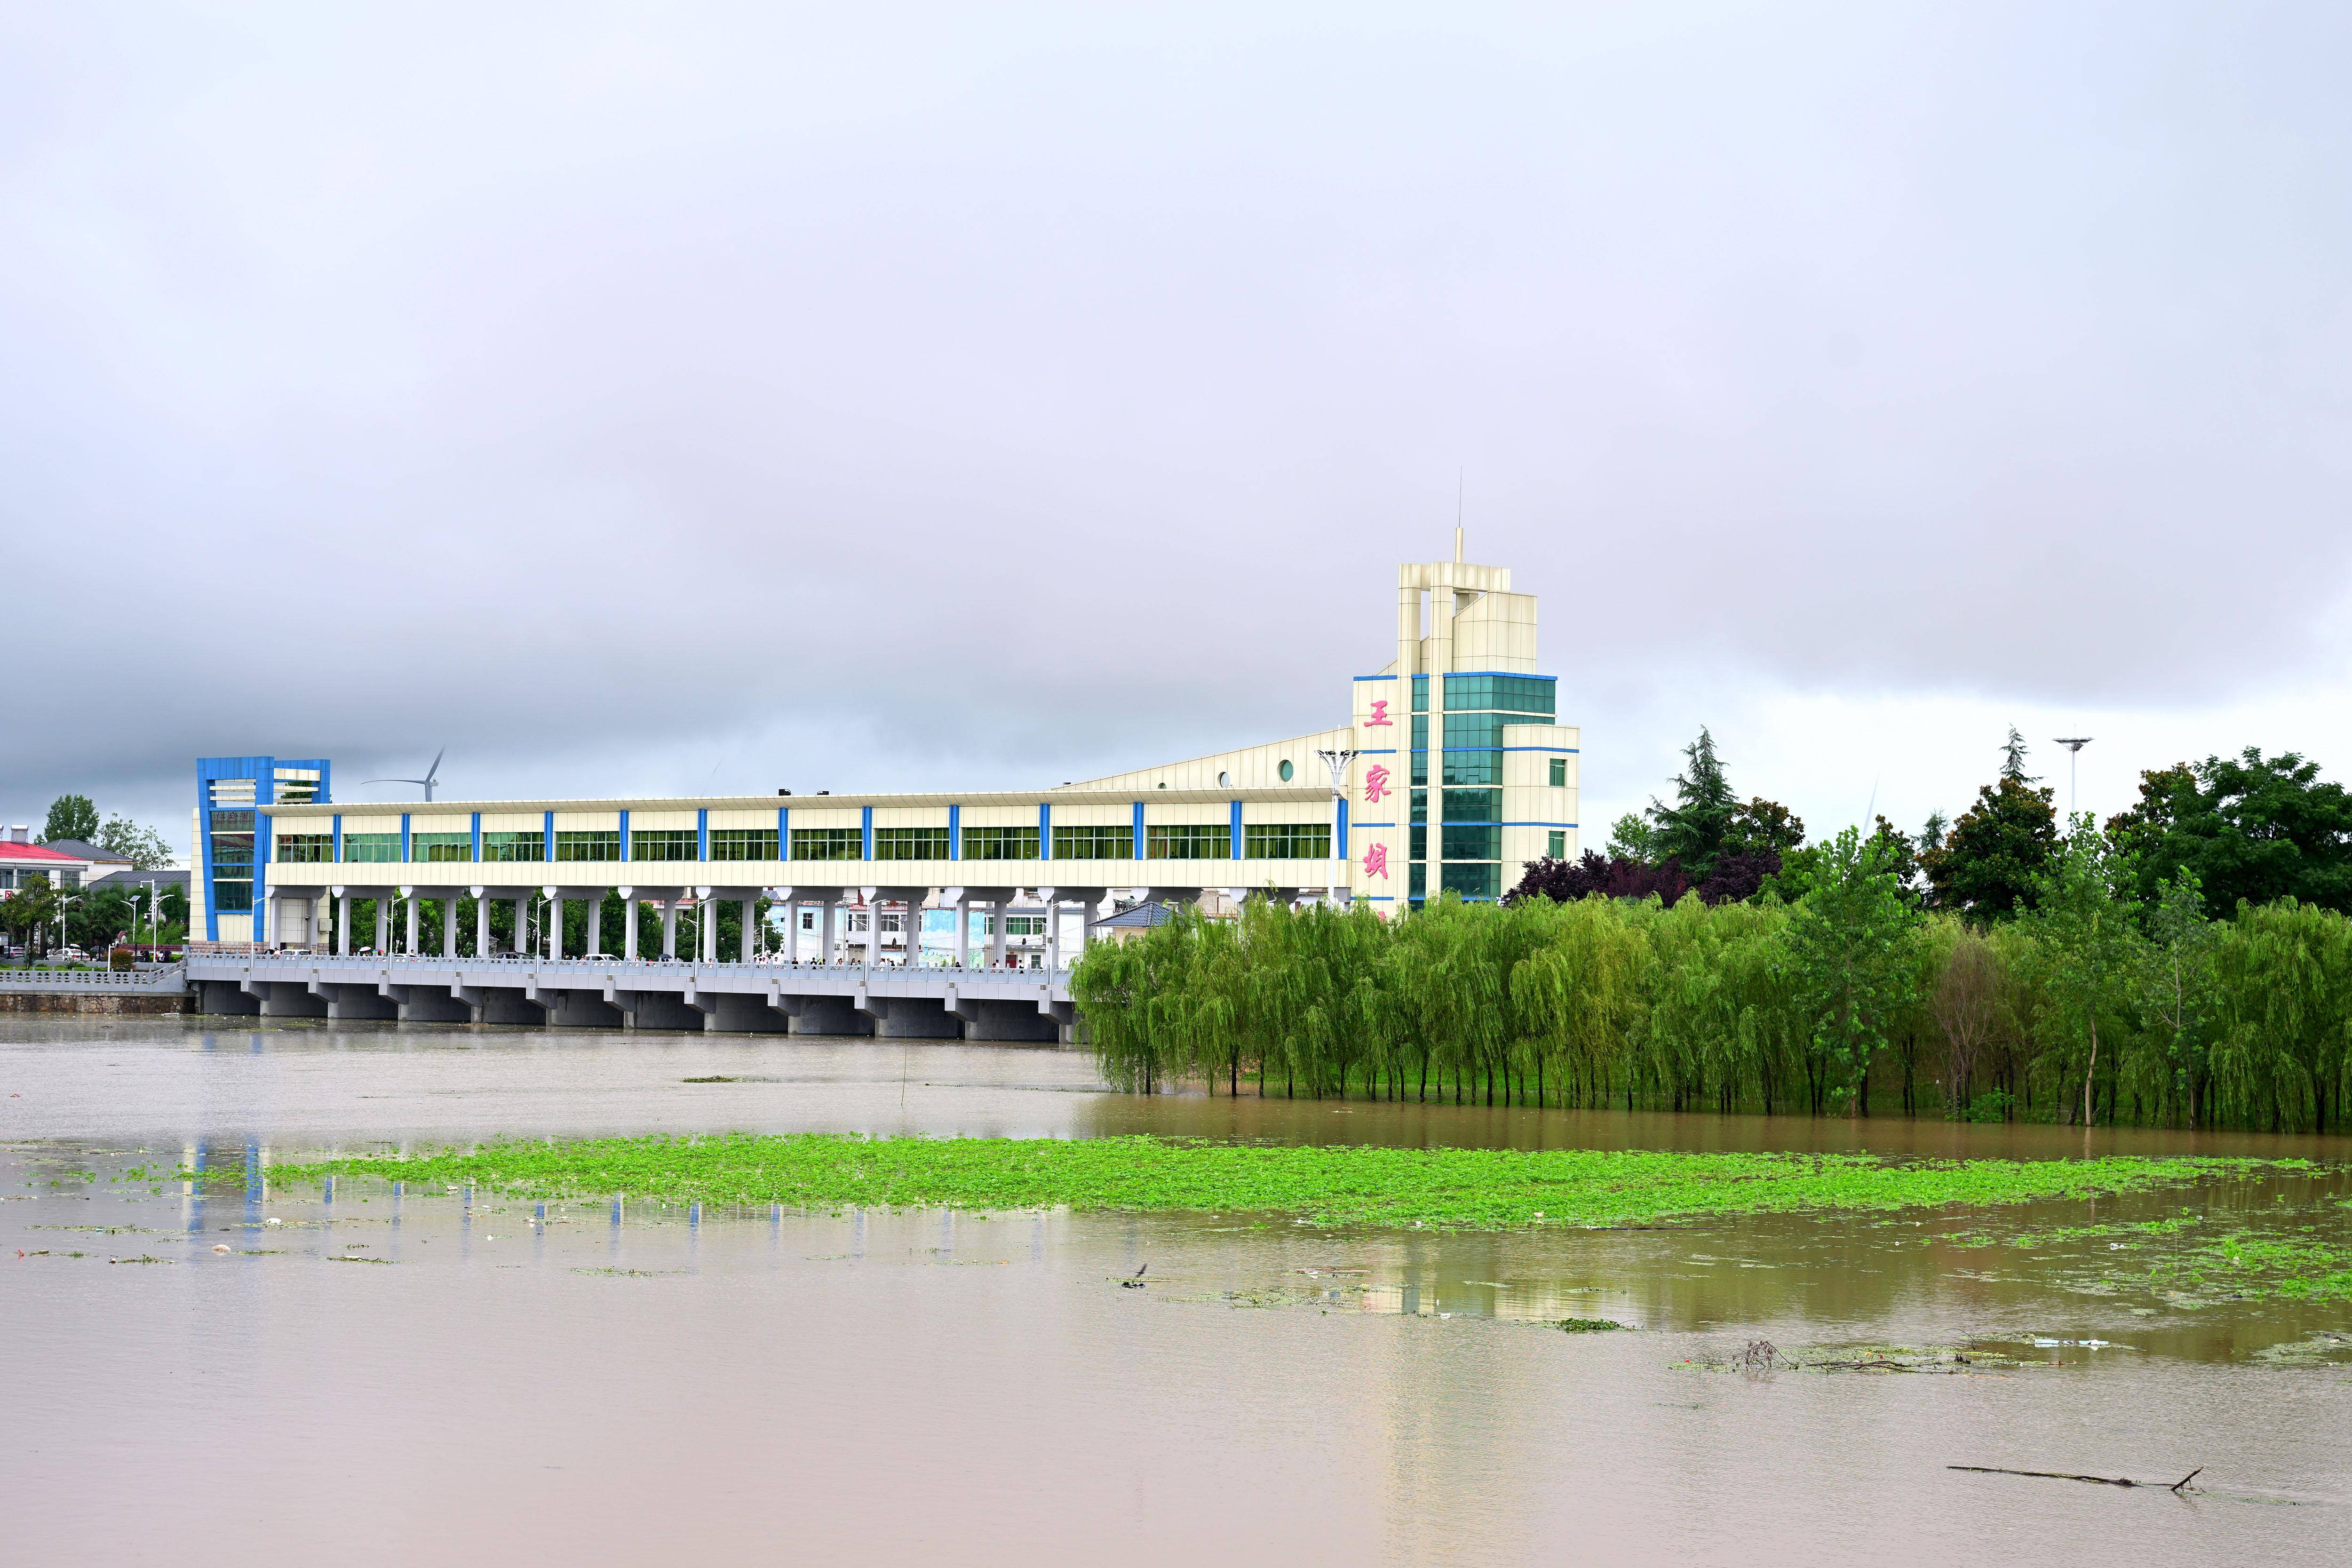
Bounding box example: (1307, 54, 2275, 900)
(1949, 1465, 2202, 1492)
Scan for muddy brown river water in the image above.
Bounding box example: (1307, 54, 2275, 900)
(4, 1018, 2348, 1566)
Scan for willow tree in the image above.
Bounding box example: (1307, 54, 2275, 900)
(1068, 915, 1197, 1092)
(2209, 898, 2352, 1132)
(1508, 893, 1646, 1108)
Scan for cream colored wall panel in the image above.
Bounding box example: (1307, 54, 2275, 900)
(338, 815, 403, 835)
(479, 812, 543, 832)
(705, 809, 778, 829)
(628, 810, 698, 830)
(1052, 802, 1131, 826)
(408, 816, 471, 837)
(551, 810, 620, 831)
(1069, 728, 1353, 793)
(958, 805, 1040, 828)
(871, 807, 948, 829)
(1140, 806, 1227, 825)
(787, 808, 862, 830)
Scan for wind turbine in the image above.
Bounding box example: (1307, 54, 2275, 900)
(364, 748, 445, 802)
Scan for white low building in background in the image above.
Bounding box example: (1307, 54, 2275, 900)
(189, 541, 1579, 958)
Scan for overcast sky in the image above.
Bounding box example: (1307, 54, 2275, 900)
(5, 2, 2348, 856)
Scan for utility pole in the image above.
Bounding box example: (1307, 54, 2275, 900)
(2053, 738, 2093, 820)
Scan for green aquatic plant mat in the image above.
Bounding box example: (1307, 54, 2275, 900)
(261, 1135, 2304, 1232)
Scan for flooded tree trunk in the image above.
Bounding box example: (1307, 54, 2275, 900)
(2081, 1016, 2098, 1128)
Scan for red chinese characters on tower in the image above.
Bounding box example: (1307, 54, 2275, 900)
(1362, 763, 1392, 805)
(1362, 843, 1390, 880)
(1365, 700, 1394, 726)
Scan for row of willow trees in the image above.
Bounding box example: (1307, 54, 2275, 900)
(1068, 821, 2352, 1131)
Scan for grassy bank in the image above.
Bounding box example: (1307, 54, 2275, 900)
(260, 1135, 2300, 1231)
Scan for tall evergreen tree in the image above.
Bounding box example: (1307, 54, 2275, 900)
(1999, 726, 2039, 784)
(1647, 728, 1739, 878)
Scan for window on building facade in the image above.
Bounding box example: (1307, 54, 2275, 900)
(1441, 674, 1555, 716)
(1409, 825, 1427, 860)
(631, 829, 699, 862)
(874, 827, 948, 861)
(1148, 824, 1231, 860)
(1004, 915, 1045, 936)
(960, 826, 1040, 861)
(1438, 713, 1506, 749)
(1441, 788, 1500, 822)
(414, 832, 474, 863)
(555, 830, 620, 862)
(1442, 825, 1501, 862)
(707, 828, 778, 861)
(1050, 825, 1134, 860)
(1549, 756, 1568, 787)
(480, 831, 546, 863)
(208, 814, 254, 910)
(1441, 752, 1500, 787)
(275, 834, 333, 863)
(1548, 830, 1567, 858)
(272, 768, 321, 804)
(790, 828, 863, 862)
(342, 833, 401, 863)
(1408, 861, 1426, 899)
(1242, 822, 1329, 860)
(1439, 862, 1501, 899)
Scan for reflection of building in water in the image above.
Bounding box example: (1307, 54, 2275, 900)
(188, 541, 1576, 952)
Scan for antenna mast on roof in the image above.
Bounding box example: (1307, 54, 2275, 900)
(1454, 470, 1464, 563)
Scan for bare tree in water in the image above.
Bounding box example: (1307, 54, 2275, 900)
(1930, 931, 2001, 1115)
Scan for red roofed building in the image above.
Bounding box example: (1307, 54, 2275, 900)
(0, 827, 101, 897)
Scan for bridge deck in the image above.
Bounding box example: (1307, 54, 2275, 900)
(178, 954, 1078, 1039)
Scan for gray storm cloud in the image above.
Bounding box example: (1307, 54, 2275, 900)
(3, 2, 2348, 841)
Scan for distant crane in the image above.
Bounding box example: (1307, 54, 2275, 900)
(2052, 738, 2093, 820)
(364, 747, 445, 802)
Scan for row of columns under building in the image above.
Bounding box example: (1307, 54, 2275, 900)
(293, 883, 1244, 969)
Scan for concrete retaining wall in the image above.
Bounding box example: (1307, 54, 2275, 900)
(0, 991, 191, 1016)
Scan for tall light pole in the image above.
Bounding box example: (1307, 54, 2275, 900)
(1314, 747, 1360, 904)
(2053, 738, 2093, 820)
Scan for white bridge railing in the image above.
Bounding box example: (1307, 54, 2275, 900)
(0, 964, 189, 992)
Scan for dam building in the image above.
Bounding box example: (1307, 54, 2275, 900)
(189, 543, 1579, 1015)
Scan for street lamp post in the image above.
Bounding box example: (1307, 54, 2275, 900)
(1313, 747, 1360, 904)
(2053, 737, 2094, 820)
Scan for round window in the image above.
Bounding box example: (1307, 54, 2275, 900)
(1278, 759, 1294, 782)
(1217, 771, 1230, 788)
